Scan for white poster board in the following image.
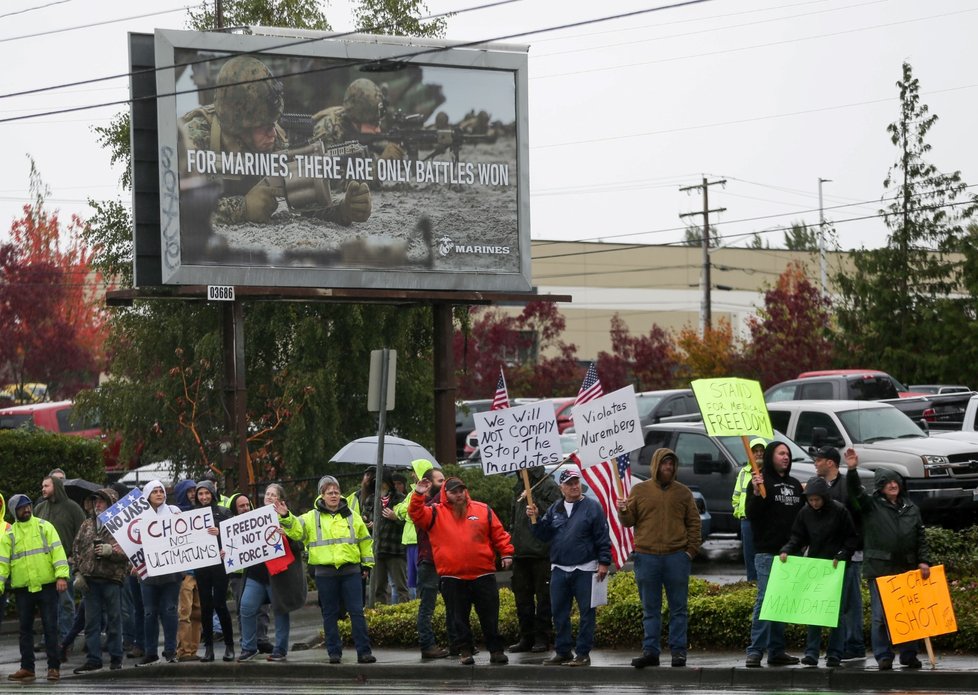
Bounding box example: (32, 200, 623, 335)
(219, 505, 287, 572)
(98, 488, 155, 578)
(473, 400, 562, 475)
(573, 385, 644, 466)
(139, 507, 221, 576)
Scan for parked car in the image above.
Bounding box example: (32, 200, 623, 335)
(455, 399, 493, 459)
(766, 400, 978, 524)
(633, 422, 855, 535)
(634, 389, 702, 427)
(765, 371, 937, 422)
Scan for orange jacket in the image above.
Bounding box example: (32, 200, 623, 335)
(408, 483, 513, 580)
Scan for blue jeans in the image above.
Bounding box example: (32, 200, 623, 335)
(805, 600, 845, 662)
(868, 579, 921, 664)
(16, 584, 60, 671)
(842, 561, 865, 655)
(740, 519, 757, 581)
(141, 579, 180, 658)
(239, 579, 290, 656)
(84, 579, 123, 666)
(58, 571, 75, 642)
(747, 553, 787, 658)
(314, 572, 372, 658)
(416, 562, 440, 650)
(550, 568, 595, 657)
(634, 551, 691, 658)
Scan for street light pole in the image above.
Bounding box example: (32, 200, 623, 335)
(818, 177, 832, 295)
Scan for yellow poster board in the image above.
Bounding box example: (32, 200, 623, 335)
(876, 565, 957, 643)
(690, 377, 773, 439)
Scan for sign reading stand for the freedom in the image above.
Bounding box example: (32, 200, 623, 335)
(473, 400, 562, 475)
(220, 505, 287, 572)
(98, 488, 154, 578)
(139, 507, 221, 576)
(691, 377, 774, 439)
(876, 565, 957, 642)
(760, 556, 845, 628)
(573, 385, 644, 466)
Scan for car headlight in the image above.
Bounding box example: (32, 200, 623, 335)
(922, 455, 950, 476)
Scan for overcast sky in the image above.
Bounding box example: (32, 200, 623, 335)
(1, 0, 976, 252)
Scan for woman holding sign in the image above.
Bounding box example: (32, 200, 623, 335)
(194, 481, 235, 662)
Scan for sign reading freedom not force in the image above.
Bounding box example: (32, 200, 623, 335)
(691, 377, 774, 439)
(876, 565, 957, 642)
(98, 488, 155, 578)
(473, 401, 561, 475)
(220, 505, 287, 572)
(759, 556, 845, 628)
(139, 507, 221, 576)
(573, 385, 644, 466)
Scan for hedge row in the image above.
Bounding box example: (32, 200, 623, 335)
(0, 429, 105, 504)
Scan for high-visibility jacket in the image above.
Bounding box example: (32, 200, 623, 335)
(0, 517, 70, 593)
(281, 499, 373, 569)
(731, 464, 753, 520)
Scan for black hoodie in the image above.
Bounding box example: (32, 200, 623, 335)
(780, 476, 858, 561)
(745, 442, 804, 554)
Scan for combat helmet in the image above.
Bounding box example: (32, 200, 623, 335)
(343, 78, 384, 125)
(213, 56, 284, 134)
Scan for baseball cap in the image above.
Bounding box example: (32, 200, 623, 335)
(558, 465, 583, 485)
(748, 438, 766, 450)
(443, 478, 467, 492)
(814, 446, 841, 465)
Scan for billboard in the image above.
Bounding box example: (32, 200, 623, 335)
(144, 28, 530, 291)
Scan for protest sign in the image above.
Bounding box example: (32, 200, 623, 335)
(573, 385, 643, 467)
(876, 565, 957, 642)
(98, 488, 154, 578)
(220, 505, 286, 572)
(691, 378, 773, 439)
(473, 400, 562, 475)
(139, 507, 221, 576)
(759, 556, 845, 628)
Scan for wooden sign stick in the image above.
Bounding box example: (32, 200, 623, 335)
(521, 468, 537, 525)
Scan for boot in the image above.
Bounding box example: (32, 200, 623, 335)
(223, 645, 235, 662)
(508, 638, 533, 653)
(201, 644, 215, 663)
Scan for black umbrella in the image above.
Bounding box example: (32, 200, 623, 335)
(63, 478, 101, 507)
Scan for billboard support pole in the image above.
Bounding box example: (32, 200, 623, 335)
(222, 301, 250, 491)
(433, 304, 456, 466)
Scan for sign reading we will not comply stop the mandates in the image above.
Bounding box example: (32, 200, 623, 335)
(473, 401, 562, 475)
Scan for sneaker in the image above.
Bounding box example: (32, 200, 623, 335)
(165, 655, 177, 664)
(632, 653, 660, 668)
(328, 654, 342, 664)
(459, 651, 475, 666)
(47, 669, 60, 682)
(564, 655, 590, 667)
(127, 646, 145, 659)
(110, 662, 123, 671)
(420, 647, 449, 660)
(901, 656, 922, 669)
(73, 662, 103, 674)
(357, 654, 376, 664)
(768, 653, 800, 666)
(257, 641, 274, 654)
(671, 655, 687, 668)
(543, 652, 572, 666)
(236, 650, 258, 663)
(745, 655, 762, 668)
(826, 656, 841, 668)
(531, 642, 549, 653)
(489, 651, 508, 665)
(801, 655, 818, 666)
(508, 638, 533, 653)
(8, 669, 35, 682)
(136, 655, 160, 667)
(267, 653, 287, 662)
(878, 657, 893, 671)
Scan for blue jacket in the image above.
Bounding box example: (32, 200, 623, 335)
(530, 496, 612, 568)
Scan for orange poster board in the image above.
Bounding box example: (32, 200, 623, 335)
(876, 565, 957, 643)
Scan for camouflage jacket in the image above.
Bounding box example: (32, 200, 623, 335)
(181, 105, 287, 224)
(312, 106, 359, 147)
(72, 491, 129, 584)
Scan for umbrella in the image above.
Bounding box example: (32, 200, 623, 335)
(64, 478, 101, 507)
(330, 436, 440, 469)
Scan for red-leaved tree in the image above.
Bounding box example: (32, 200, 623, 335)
(596, 315, 680, 391)
(675, 318, 744, 382)
(743, 261, 834, 388)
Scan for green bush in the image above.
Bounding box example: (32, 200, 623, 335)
(0, 430, 105, 515)
(926, 526, 978, 577)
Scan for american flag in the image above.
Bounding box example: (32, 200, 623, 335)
(491, 368, 510, 411)
(574, 363, 635, 569)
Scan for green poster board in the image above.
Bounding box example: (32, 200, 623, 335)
(759, 556, 845, 628)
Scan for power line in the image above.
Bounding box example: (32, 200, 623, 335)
(0, 0, 73, 20)
(0, 0, 717, 123)
(0, 4, 200, 43)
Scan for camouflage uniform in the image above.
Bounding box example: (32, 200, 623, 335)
(312, 78, 384, 147)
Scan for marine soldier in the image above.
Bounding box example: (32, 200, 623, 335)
(313, 78, 404, 161)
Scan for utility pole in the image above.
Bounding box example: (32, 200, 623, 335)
(818, 177, 831, 295)
(680, 177, 726, 333)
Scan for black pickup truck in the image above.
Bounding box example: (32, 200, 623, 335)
(764, 371, 974, 428)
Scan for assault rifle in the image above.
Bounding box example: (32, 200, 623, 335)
(362, 111, 494, 165)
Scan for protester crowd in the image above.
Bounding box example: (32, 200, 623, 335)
(0, 442, 932, 682)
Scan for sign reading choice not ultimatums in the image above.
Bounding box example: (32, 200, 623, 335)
(139, 507, 221, 576)
(573, 385, 644, 466)
(691, 377, 773, 439)
(473, 400, 562, 475)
